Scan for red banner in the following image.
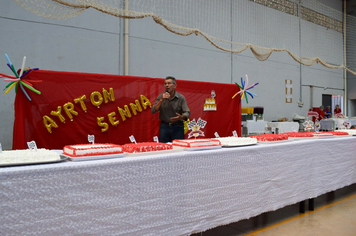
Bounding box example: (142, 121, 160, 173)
(12, 70, 241, 149)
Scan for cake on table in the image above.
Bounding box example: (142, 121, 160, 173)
(334, 129, 356, 136)
(122, 142, 172, 153)
(216, 137, 257, 146)
(172, 138, 221, 148)
(250, 134, 289, 142)
(63, 143, 123, 157)
(282, 132, 314, 138)
(310, 132, 334, 138)
(327, 131, 350, 136)
(0, 149, 62, 165)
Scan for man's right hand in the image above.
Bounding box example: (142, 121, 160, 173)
(162, 92, 170, 99)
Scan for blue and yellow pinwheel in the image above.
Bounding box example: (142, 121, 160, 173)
(1, 54, 41, 101)
(232, 74, 258, 103)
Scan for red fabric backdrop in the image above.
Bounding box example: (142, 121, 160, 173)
(12, 70, 241, 149)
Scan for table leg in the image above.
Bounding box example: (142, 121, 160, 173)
(309, 198, 315, 211)
(299, 201, 305, 213)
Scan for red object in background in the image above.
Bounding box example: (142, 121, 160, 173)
(312, 107, 319, 112)
(13, 70, 241, 149)
(307, 112, 319, 123)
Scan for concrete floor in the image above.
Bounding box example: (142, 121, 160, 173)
(191, 184, 356, 236)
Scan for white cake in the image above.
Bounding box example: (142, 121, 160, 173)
(172, 139, 221, 148)
(63, 143, 123, 157)
(0, 149, 61, 165)
(216, 137, 257, 146)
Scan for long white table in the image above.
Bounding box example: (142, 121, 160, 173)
(1, 137, 356, 236)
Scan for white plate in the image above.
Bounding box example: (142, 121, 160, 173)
(332, 135, 352, 138)
(314, 135, 334, 139)
(183, 146, 222, 151)
(222, 143, 257, 147)
(62, 153, 124, 162)
(258, 139, 293, 144)
(288, 137, 318, 140)
(124, 148, 182, 157)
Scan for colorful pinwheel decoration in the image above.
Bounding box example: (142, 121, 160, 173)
(232, 74, 258, 103)
(1, 54, 41, 101)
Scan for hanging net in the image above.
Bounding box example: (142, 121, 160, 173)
(12, 0, 356, 75)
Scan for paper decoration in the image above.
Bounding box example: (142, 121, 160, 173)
(2, 54, 41, 101)
(27, 140, 38, 151)
(232, 74, 258, 103)
(214, 132, 220, 138)
(285, 80, 292, 103)
(232, 130, 238, 137)
(129, 135, 137, 144)
(314, 120, 320, 132)
(303, 119, 314, 131)
(187, 118, 207, 138)
(204, 90, 217, 111)
(153, 136, 159, 143)
(88, 134, 95, 145)
(342, 121, 351, 129)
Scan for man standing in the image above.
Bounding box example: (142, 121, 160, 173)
(151, 76, 190, 143)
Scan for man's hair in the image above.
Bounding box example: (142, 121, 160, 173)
(165, 76, 176, 84)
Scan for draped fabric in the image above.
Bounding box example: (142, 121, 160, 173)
(12, 71, 241, 149)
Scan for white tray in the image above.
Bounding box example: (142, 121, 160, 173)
(124, 148, 182, 157)
(332, 135, 352, 138)
(222, 143, 257, 147)
(288, 137, 318, 141)
(183, 146, 222, 151)
(258, 139, 293, 144)
(314, 135, 334, 139)
(62, 153, 124, 162)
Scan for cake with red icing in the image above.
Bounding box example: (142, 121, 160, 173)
(327, 131, 349, 136)
(122, 142, 172, 153)
(283, 132, 314, 138)
(310, 132, 334, 137)
(334, 129, 356, 135)
(250, 134, 288, 142)
(63, 143, 123, 157)
(172, 139, 221, 148)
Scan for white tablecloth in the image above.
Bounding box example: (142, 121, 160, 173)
(266, 122, 299, 133)
(1, 137, 356, 236)
(320, 119, 335, 131)
(320, 118, 356, 131)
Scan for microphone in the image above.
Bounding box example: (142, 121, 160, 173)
(163, 89, 169, 106)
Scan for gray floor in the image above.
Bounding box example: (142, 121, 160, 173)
(191, 184, 356, 236)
